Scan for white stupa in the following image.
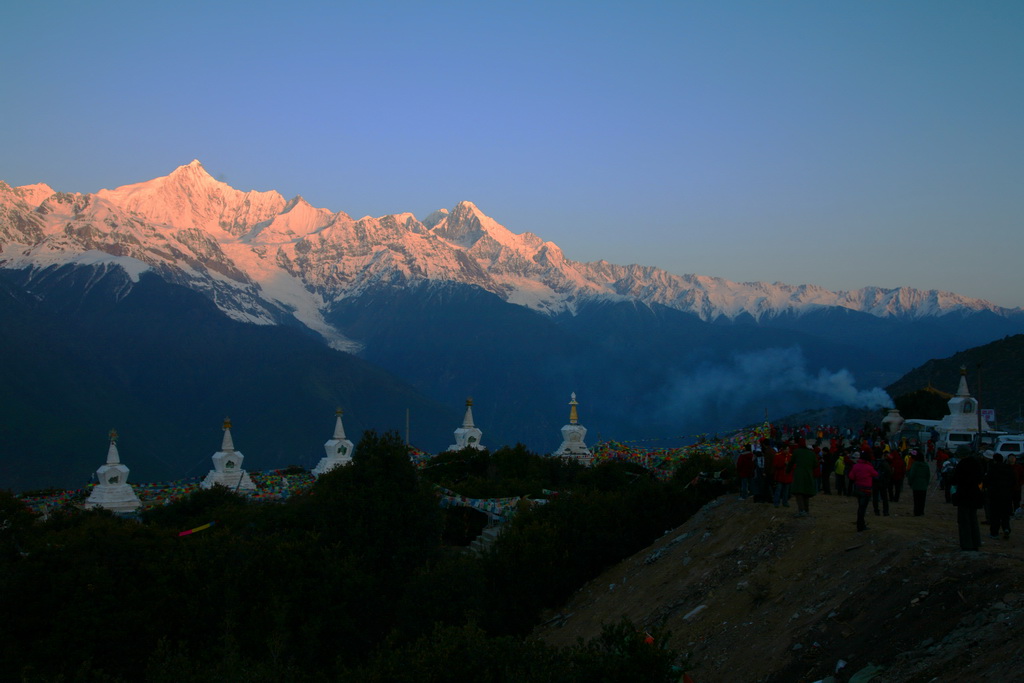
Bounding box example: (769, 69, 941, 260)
(312, 408, 355, 476)
(881, 408, 905, 436)
(938, 366, 992, 433)
(449, 398, 484, 451)
(200, 418, 256, 493)
(554, 392, 592, 465)
(84, 429, 142, 513)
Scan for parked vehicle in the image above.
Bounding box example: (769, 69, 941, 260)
(993, 434, 1024, 457)
(939, 431, 975, 452)
(897, 420, 940, 447)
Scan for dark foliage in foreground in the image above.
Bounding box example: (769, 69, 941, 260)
(0, 432, 726, 681)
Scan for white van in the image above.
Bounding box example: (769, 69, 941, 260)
(940, 431, 975, 451)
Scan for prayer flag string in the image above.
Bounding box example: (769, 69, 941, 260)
(178, 521, 215, 537)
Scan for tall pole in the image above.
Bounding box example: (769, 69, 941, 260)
(976, 363, 983, 449)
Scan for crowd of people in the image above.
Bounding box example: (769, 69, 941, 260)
(733, 423, 1024, 548)
(943, 447, 1022, 550)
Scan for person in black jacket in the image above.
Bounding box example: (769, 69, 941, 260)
(906, 450, 932, 516)
(953, 454, 985, 551)
(984, 452, 1014, 539)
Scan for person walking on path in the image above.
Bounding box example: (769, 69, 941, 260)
(984, 452, 1014, 539)
(1008, 453, 1023, 517)
(762, 439, 778, 504)
(752, 444, 770, 504)
(736, 445, 755, 500)
(772, 443, 793, 508)
(952, 454, 985, 551)
(871, 449, 892, 516)
(906, 450, 931, 516)
(790, 438, 817, 517)
(940, 454, 959, 504)
(821, 445, 836, 495)
(888, 449, 906, 503)
(849, 451, 878, 532)
(978, 451, 994, 526)
(833, 450, 847, 496)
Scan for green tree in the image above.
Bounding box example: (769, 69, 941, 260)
(894, 388, 950, 420)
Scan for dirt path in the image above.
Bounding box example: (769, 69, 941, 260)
(536, 465, 1024, 682)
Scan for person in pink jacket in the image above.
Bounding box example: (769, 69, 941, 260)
(848, 452, 879, 532)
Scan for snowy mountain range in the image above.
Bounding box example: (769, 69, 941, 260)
(2, 160, 1023, 490)
(2, 160, 1018, 355)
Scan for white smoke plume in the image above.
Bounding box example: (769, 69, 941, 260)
(661, 346, 893, 425)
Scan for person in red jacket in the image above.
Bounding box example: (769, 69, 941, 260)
(736, 444, 755, 500)
(888, 450, 907, 502)
(772, 444, 794, 508)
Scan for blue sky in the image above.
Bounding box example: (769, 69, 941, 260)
(3, 1, 1022, 307)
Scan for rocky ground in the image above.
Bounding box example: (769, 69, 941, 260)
(535, 470, 1024, 682)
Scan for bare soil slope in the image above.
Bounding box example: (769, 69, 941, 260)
(535, 475, 1024, 682)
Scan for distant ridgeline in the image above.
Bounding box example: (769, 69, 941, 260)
(18, 423, 769, 518)
(5, 163, 1023, 495)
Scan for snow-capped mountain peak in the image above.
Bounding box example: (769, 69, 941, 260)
(9, 182, 55, 208)
(1, 160, 1019, 349)
(422, 207, 449, 229)
(243, 196, 343, 245)
(96, 160, 286, 239)
(429, 200, 493, 248)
